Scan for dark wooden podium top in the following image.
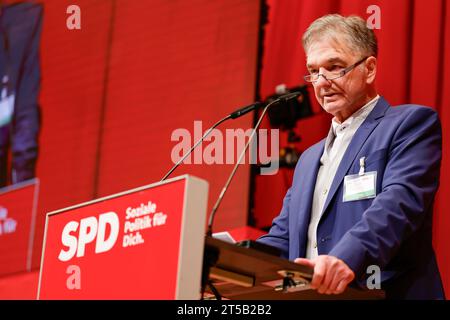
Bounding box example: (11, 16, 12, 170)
(204, 236, 384, 300)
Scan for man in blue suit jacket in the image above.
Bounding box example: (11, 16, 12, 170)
(0, 2, 42, 187)
(258, 14, 445, 299)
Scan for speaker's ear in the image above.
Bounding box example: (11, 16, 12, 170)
(366, 56, 377, 84)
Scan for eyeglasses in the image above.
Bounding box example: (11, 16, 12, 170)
(304, 57, 369, 83)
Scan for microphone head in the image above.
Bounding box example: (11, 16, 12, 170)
(229, 101, 263, 119)
(278, 91, 301, 102)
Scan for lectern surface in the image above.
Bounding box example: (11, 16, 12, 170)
(205, 236, 384, 300)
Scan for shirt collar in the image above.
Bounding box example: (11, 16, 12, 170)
(331, 95, 380, 136)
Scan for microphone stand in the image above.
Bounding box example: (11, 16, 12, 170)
(160, 102, 262, 182)
(206, 92, 301, 236)
(160, 115, 231, 182)
(201, 92, 300, 299)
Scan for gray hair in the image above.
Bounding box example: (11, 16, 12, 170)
(302, 14, 378, 58)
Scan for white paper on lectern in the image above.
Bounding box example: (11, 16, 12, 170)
(212, 231, 236, 244)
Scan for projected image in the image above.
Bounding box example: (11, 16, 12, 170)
(0, 2, 42, 188)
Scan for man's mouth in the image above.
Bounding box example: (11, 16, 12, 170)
(323, 92, 339, 99)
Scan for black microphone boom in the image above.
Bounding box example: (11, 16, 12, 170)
(206, 91, 301, 236)
(229, 102, 263, 119)
(160, 100, 264, 182)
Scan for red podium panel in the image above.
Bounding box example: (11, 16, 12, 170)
(0, 179, 39, 276)
(38, 175, 208, 299)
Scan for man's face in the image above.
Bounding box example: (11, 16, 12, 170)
(306, 37, 373, 121)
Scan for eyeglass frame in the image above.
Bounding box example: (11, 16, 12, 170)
(304, 56, 369, 83)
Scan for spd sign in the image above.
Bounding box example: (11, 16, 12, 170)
(37, 175, 208, 299)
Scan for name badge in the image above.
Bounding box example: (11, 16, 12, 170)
(343, 171, 377, 202)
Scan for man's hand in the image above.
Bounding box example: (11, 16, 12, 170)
(294, 255, 355, 295)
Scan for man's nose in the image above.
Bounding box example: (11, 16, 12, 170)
(314, 72, 331, 89)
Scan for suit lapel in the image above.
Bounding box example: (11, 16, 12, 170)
(319, 97, 390, 221)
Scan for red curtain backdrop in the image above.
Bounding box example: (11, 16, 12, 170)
(254, 0, 450, 297)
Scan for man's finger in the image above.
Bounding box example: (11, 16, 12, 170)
(311, 259, 327, 290)
(320, 263, 338, 294)
(327, 269, 346, 294)
(334, 272, 354, 294)
(294, 258, 315, 269)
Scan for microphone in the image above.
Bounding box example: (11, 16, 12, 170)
(160, 101, 264, 181)
(206, 91, 301, 236)
(230, 102, 263, 119)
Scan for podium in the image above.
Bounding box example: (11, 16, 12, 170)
(38, 175, 383, 300)
(38, 175, 208, 299)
